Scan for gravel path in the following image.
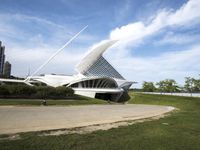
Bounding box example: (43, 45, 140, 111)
(0, 104, 174, 134)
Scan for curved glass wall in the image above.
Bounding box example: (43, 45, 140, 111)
(70, 78, 117, 88)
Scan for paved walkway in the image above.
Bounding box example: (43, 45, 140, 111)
(0, 104, 174, 134)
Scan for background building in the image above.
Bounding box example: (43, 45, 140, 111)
(0, 41, 12, 78)
(0, 41, 5, 75)
(3, 61, 11, 78)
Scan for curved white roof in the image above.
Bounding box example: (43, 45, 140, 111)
(76, 40, 124, 79)
(76, 40, 117, 73)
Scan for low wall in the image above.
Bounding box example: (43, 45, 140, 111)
(141, 92, 200, 97)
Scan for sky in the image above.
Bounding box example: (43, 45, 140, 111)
(0, 0, 200, 88)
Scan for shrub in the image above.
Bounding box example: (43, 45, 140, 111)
(8, 85, 37, 96)
(55, 86, 74, 97)
(0, 85, 10, 96)
(65, 87, 74, 96)
(35, 86, 55, 99)
(0, 84, 74, 99)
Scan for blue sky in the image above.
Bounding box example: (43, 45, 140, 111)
(0, 0, 200, 87)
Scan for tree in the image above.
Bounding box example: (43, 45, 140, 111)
(165, 79, 179, 93)
(156, 79, 179, 93)
(184, 77, 195, 96)
(156, 80, 166, 93)
(184, 77, 200, 94)
(193, 78, 200, 92)
(142, 82, 156, 92)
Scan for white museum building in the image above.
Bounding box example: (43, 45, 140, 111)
(0, 40, 133, 101)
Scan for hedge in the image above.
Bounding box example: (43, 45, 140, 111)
(0, 84, 74, 99)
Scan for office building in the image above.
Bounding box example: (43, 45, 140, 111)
(0, 41, 5, 75)
(3, 61, 11, 77)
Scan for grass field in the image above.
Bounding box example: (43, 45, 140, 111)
(0, 96, 107, 106)
(0, 92, 200, 150)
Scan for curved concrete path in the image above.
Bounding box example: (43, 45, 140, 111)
(0, 104, 174, 134)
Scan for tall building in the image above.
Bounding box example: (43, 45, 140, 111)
(3, 61, 11, 78)
(0, 41, 5, 75)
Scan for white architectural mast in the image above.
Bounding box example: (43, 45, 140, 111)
(25, 25, 88, 82)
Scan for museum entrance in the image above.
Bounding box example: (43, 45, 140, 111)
(95, 93, 112, 100)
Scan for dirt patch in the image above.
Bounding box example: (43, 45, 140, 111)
(0, 134, 21, 141)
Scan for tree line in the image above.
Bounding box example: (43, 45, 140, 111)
(142, 76, 200, 94)
(0, 84, 74, 99)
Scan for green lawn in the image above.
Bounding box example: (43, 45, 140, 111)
(0, 96, 107, 106)
(0, 92, 200, 150)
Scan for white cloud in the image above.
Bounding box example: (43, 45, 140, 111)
(0, 13, 96, 45)
(109, 0, 200, 43)
(108, 45, 200, 88)
(7, 46, 85, 77)
(110, 22, 145, 41)
(102, 0, 200, 87)
(155, 32, 200, 45)
(0, 13, 96, 76)
(168, 0, 200, 26)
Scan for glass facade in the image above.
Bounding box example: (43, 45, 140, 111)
(70, 78, 117, 88)
(83, 56, 124, 79)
